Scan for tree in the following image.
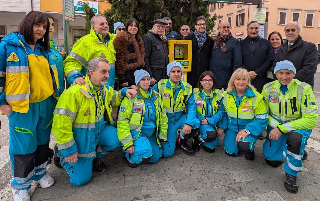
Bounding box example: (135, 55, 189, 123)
(84, 0, 216, 36)
(83, 3, 95, 31)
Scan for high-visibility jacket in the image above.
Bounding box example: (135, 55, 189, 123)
(117, 88, 168, 150)
(52, 75, 125, 158)
(153, 79, 198, 126)
(63, 29, 116, 84)
(0, 33, 60, 113)
(193, 88, 224, 127)
(220, 88, 268, 136)
(262, 79, 318, 134)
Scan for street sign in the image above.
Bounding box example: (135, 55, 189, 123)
(253, 8, 267, 24)
(74, 0, 99, 15)
(64, 0, 74, 21)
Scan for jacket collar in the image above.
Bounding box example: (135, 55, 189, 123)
(166, 79, 185, 90)
(198, 89, 216, 99)
(229, 88, 255, 98)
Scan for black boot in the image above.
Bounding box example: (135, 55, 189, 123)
(127, 161, 139, 168)
(203, 145, 216, 153)
(245, 151, 255, 161)
(48, 148, 54, 165)
(225, 151, 236, 157)
(53, 144, 62, 168)
(192, 137, 201, 152)
(302, 150, 308, 161)
(284, 173, 299, 193)
(92, 158, 107, 173)
(178, 137, 194, 155)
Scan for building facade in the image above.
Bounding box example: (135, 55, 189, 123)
(209, 0, 320, 53)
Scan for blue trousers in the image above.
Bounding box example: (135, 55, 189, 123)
(125, 131, 162, 165)
(162, 113, 200, 157)
(107, 65, 115, 87)
(263, 126, 310, 177)
(59, 125, 121, 186)
(223, 128, 257, 155)
(8, 96, 56, 190)
(198, 124, 219, 149)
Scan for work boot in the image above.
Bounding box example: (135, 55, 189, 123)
(203, 145, 216, 153)
(127, 161, 139, 168)
(38, 174, 55, 188)
(178, 136, 194, 155)
(92, 158, 107, 173)
(225, 151, 236, 157)
(47, 148, 54, 165)
(302, 150, 308, 161)
(12, 188, 30, 201)
(284, 173, 299, 193)
(245, 150, 255, 161)
(192, 137, 201, 152)
(53, 144, 62, 168)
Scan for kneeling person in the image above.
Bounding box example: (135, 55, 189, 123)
(117, 70, 168, 167)
(52, 57, 136, 186)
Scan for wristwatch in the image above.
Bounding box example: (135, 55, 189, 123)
(244, 129, 250, 135)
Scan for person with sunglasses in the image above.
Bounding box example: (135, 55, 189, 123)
(180, 25, 191, 40)
(209, 21, 242, 90)
(114, 22, 125, 34)
(163, 17, 180, 40)
(275, 21, 318, 88)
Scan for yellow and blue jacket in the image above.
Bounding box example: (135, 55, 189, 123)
(63, 29, 116, 84)
(0, 33, 60, 113)
(117, 88, 168, 150)
(219, 88, 269, 136)
(262, 79, 318, 136)
(52, 75, 126, 158)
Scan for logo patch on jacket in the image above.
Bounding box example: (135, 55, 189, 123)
(269, 96, 279, 103)
(7, 52, 19, 62)
(134, 102, 144, 106)
(196, 101, 204, 108)
(120, 106, 126, 113)
(84, 108, 91, 116)
(310, 102, 316, 106)
(270, 87, 277, 92)
(133, 108, 142, 113)
(164, 93, 170, 99)
(242, 100, 252, 112)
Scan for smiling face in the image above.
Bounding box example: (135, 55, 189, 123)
(115, 26, 125, 34)
(88, 61, 110, 87)
(269, 33, 282, 49)
(92, 16, 109, 38)
(233, 75, 248, 92)
(138, 76, 150, 90)
(33, 21, 47, 43)
(180, 25, 190, 38)
(153, 23, 166, 35)
(128, 21, 138, 35)
(218, 21, 231, 36)
(200, 75, 214, 91)
(285, 22, 299, 43)
(247, 22, 259, 38)
(195, 19, 206, 34)
(276, 69, 295, 85)
(48, 18, 54, 36)
(169, 67, 182, 84)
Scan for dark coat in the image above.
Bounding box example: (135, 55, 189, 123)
(210, 36, 242, 89)
(114, 32, 145, 86)
(240, 36, 273, 92)
(143, 31, 169, 82)
(276, 35, 318, 87)
(186, 33, 214, 88)
(166, 30, 181, 40)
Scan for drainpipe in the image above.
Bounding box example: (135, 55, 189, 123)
(30, 0, 33, 11)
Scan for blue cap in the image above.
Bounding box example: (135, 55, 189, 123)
(274, 60, 296, 74)
(134, 69, 150, 85)
(167, 61, 183, 76)
(114, 22, 125, 33)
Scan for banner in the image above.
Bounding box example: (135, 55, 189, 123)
(74, 0, 99, 15)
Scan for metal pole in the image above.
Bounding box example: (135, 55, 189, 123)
(63, 0, 70, 55)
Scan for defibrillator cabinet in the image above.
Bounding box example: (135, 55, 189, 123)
(168, 40, 192, 82)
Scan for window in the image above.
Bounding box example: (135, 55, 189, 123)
(228, 15, 232, 27)
(210, 3, 216, 13)
(292, 13, 300, 22)
(265, 12, 269, 23)
(278, 11, 287, 25)
(0, 26, 6, 42)
(218, 3, 224, 9)
(236, 13, 245, 26)
(305, 13, 314, 27)
(218, 18, 222, 25)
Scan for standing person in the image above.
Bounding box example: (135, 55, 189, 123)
(193, 71, 224, 153)
(186, 16, 214, 88)
(240, 21, 273, 92)
(267, 31, 283, 82)
(114, 18, 145, 88)
(163, 17, 180, 40)
(117, 69, 168, 167)
(180, 25, 191, 40)
(209, 21, 242, 89)
(0, 11, 61, 200)
(53, 57, 136, 186)
(276, 21, 318, 88)
(217, 68, 268, 160)
(63, 15, 117, 87)
(143, 19, 169, 85)
(114, 22, 125, 34)
(153, 61, 199, 156)
(262, 60, 318, 193)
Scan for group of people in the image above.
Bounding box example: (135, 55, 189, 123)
(0, 10, 318, 201)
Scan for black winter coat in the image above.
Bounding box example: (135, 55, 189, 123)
(276, 35, 318, 88)
(143, 31, 169, 82)
(186, 33, 214, 88)
(241, 36, 273, 92)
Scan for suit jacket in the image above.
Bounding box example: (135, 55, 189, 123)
(240, 36, 273, 92)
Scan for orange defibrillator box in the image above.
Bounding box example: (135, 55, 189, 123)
(168, 40, 192, 82)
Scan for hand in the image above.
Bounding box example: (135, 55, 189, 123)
(182, 124, 192, 134)
(216, 128, 224, 137)
(73, 76, 85, 85)
(0, 104, 12, 116)
(121, 82, 129, 87)
(126, 146, 134, 154)
(269, 128, 282, 141)
(65, 152, 78, 163)
(60, 49, 67, 57)
(126, 88, 137, 98)
(248, 71, 257, 80)
(130, 85, 138, 90)
(150, 78, 157, 85)
(236, 129, 249, 142)
(201, 119, 208, 125)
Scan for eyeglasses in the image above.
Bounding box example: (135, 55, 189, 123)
(249, 27, 259, 30)
(181, 29, 190, 31)
(285, 28, 296, 33)
(201, 79, 213, 83)
(117, 28, 125, 31)
(196, 23, 206, 26)
(220, 26, 230, 29)
(155, 24, 166, 29)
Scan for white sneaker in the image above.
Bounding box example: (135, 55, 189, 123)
(38, 174, 54, 188)
(12, 188, 30, 201)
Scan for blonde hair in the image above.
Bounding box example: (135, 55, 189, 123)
(227, 68, 256, 92)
